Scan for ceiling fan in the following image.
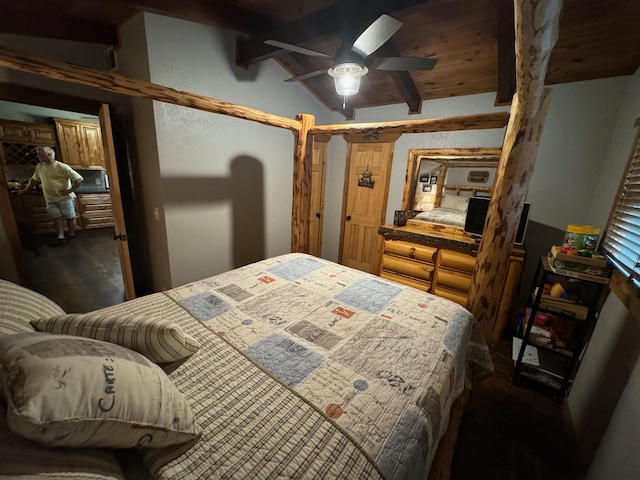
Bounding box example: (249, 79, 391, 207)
(265, 13, 437, 99)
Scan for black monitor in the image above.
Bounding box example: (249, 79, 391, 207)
(464, 197, 531, 245)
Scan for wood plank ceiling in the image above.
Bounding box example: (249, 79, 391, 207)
(1, 0, 639, 118)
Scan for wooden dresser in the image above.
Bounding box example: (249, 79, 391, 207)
(378, 222, 525, 341)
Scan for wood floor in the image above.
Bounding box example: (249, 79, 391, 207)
(24, 228, 126, 313)
(22, 236, 578, 479)
(452, 340, 579, 480)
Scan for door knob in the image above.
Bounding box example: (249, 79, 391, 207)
(315, 212, 321, 219)
(346, 215, 352, 221)
(113, 233, 127, 241)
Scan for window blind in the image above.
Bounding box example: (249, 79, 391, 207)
(602, 122, 640, 286)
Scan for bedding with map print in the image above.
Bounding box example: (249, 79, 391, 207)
(157, 253, 493, 479)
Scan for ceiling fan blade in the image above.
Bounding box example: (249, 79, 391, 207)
(351, 14, 402, 58)
(285, 68, 329, 82)
(371, 56, 438, 71)
(265, 40, 332, 58)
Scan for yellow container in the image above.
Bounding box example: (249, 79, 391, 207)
(563, 224, 600, 251)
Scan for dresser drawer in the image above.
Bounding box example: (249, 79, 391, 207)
(438, 250, 476, 273)
(384, 240, 437, 263)
(381, 254, 434, 282)
(436, 268, 472, 293)
(380, 270, 430, 292)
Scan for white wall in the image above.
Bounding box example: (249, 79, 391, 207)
(120, 13, 332, 288)
(320, 78, 627, 262)
(576, 67, 640, 479)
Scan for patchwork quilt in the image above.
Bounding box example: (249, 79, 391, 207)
(113, 253, 492, 480)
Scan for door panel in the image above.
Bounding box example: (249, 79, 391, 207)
(309, 139, 327, 257)
(340, 141, 394, 274)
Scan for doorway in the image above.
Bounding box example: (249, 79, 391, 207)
(339, 133, 399, 274)
(0, 96, 134, 312)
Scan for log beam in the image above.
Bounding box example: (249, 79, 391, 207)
(468, 0, 562, 341)
(0, 46, 301, 132)
(291, 114, 315, 252)
(310, 112, 510, 136)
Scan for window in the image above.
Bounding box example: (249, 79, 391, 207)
(602, 119, 640, 287)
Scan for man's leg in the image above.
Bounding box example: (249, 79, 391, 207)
(47, 202, 66, 245)
(53, 217, 65, 239)
(60, 197, 77, 242)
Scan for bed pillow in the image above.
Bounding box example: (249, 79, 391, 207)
(31, 313, 200, 363)
(439, 194, 470, 212)
(0, 279, 65, 335)
(0, 332, 202, 448)
(0, 400, 125, 480)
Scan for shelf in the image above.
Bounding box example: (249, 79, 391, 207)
(526, 332, 574, 357)
(513, 256, 607, 398)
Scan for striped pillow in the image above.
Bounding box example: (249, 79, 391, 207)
(439, 194, 470, 212)
(31, 313, 200, 363)
(0, 279, 65, 336)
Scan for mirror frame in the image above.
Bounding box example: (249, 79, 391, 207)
(402, 147, 502, 226)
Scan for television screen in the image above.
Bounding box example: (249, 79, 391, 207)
(464, 197, 531, 245)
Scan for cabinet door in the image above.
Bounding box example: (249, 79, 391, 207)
(81, 124, 105, 168)
(0, 122, 29, 143)
(55, 120, 86, 168)
(28, 125, 57, 145)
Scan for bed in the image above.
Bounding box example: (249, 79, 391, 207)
(0, 253, 493, 480)
(413, 194, 470, 227)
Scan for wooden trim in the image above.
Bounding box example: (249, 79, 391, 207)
(337, 143, 354, 264)
(99, 104, 136, 300)
(311, 112, 510, 136)
(0, 163, 29, 284)
(609, 269, 640, 320)
(0, 47, 301, 133)
(411, 147, 503, 157)
(291, 114, 315, 252)
(427, 388, 471, 480)
(343, 132, 402, 143)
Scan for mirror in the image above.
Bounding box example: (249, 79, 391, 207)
(401, 148, 501, 230)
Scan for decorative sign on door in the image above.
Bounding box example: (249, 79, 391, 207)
(358, 166, 375, 188)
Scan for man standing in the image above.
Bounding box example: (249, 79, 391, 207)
(20, 146, 84, 246)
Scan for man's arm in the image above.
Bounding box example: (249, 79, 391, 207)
(18, 178, 39, 195)
(61, 177, 83, 195)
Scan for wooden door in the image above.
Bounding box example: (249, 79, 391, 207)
(309, 137, 328, 257)
(99, 104, 135, 300)
(339, 134, 398, 274)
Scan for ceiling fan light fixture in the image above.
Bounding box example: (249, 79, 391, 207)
(328, 63, 368, 96)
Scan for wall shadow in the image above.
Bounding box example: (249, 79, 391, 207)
(161, 155, 265, 269)
(508, 220, 566, 333)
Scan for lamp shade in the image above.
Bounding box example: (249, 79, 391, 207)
(328, 63, 368, 96)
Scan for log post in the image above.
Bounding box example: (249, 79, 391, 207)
(291, 114, 314, 252)
(467, 0, 562, 341)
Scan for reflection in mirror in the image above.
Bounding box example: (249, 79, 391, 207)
(402, 148, 501, 231)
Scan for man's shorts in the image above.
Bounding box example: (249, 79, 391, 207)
(47, 198, 76, 219)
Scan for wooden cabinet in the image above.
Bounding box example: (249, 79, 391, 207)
(0, 120, 57, 146)
(53, 118, 105, 168)
(378, 223, 525, 340)
(77, 193, 114, 229)
(12, 193, 113, 234)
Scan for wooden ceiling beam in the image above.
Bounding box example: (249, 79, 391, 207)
(0, 8, 118, 45)
(495, 0, 516, 105)
(376, 42, 422, 114)
(236, 0, 426, 67)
